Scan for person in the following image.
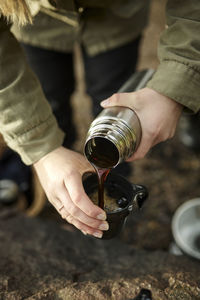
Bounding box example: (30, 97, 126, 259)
(0, 0, 143, 205)
(0, 0, 200, 239)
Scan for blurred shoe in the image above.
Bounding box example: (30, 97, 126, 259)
(0, 179, 19, 205)
(179, 112, 200, 153)
(0, 148, 33, 206)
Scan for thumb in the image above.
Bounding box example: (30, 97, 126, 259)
(100, 93, 135, 109)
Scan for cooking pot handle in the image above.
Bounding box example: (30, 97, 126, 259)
(128, 184, 148, 212)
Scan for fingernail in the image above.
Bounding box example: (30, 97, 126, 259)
(99, 222, 109, 231)
(81, 230, 87, 235)
(93, 232, 103, 238)
(97, 213, 106, 221)
(100, 100, 108, 106)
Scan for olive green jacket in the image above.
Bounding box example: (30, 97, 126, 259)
(0, 0, 200, 165)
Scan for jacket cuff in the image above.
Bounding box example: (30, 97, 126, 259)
(147, 60, 200, 113)
(8, 115, 65, 165)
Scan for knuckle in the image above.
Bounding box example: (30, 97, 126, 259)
(73, 193, 82, 205)
(60, 210, 68, 219)
(134, 152, 145, 160)
(169, 129, 175, 139)
(61, 212, 65, 219)
(85, 228, 95, 235)
(66, 169, 77, 178)
(111, 93, 121, 104)
(160, 131, 172, 142)
(70, 205, 78, 217)
(85, 207, 95, 217)
(88, 219, 100, 228)
(162, 135, 168, 142)
(66, 215, 73, 224)
(149, 126, 160, 140)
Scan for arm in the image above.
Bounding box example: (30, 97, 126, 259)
(0, 16, 107, 237)
(147, 0, 200, 113)
(101, 0, 200, 160)
(0, 16, 64, 164)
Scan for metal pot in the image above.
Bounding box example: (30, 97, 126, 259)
(172, 198, 200, 260)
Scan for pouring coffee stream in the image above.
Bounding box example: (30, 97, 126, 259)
(84, 69, 154, 211)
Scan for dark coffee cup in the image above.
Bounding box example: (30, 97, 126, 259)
(83, 172, 148, 239)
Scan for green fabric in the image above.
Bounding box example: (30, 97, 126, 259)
(0, 16, 64, 165)
(147, 0, 200, 113)
(11, 0, 150, 56)
(0, 0, 200, 165)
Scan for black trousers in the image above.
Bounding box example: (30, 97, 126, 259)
(21, 38, 141, 147)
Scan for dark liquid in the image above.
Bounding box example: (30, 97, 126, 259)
(85, 137, 119, 168)
(93, 166, 110, 209)
(86, 137, 119, 209)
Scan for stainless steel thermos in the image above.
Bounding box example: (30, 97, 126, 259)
(84, 69, 154, 169)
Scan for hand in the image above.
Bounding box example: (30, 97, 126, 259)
(33, 146, 109, 238)
(101, 87, 183, 160)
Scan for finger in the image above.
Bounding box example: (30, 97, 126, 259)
(48, 196, 71, 222)
(47, 187, 72, 220)
(52, 197, 70, 220)
(57, 182, 109, 230)
(100, 92, 137, 109)
(48, 196, 64, 214)
(66, 215, 103, 239)
(64, 173, 107, 221)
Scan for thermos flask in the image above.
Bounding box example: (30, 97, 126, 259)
(84, 69, 154, 169)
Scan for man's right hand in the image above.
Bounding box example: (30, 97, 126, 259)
(33, 146, 109, 238)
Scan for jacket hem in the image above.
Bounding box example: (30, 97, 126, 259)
(7, 116, 65, 165)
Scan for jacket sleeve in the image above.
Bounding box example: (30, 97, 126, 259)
(0, 16, 65, 165)
(147, 0, 200, 113)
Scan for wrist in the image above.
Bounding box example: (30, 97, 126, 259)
(33, 146, 64, 168)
